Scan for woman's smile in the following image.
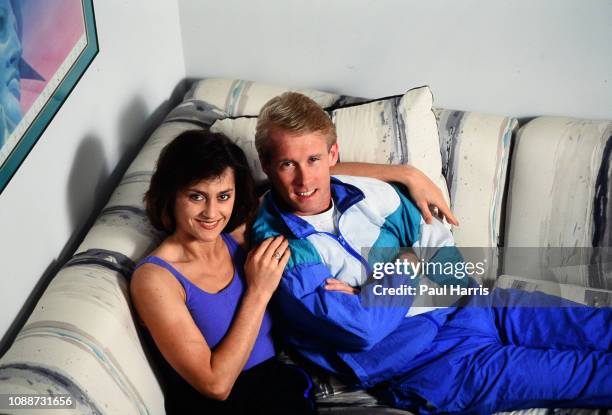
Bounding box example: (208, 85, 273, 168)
(196, 218, 223, 231)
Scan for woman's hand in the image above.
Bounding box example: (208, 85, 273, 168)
(244, 236, 290, 299)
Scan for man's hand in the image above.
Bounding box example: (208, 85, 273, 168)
(324, 278, 360, 295)
(401, 165, 459, 226)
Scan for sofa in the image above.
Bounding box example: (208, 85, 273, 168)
(0, 78, 610, 415)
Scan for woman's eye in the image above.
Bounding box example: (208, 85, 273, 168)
(218, 194, 231, 201)
(190, 193, 204, 201)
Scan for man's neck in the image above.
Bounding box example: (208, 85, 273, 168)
(297, 197, 334, 217)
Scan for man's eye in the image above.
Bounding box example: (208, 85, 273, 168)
(281, 161, 294, 168)
(218, 194, 231, 201)
(309, 157, 320, 163)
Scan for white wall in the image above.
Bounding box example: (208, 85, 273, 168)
(179, 0, 612, 120)
(0, 1, 185, 343)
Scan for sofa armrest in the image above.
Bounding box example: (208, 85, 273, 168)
(0, 264, 165, 414)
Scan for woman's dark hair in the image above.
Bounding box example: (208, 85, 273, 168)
(145, 130, 258, 234)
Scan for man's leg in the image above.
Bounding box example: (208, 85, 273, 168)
(387, 296, 612, 414)
(457, 344, 611, 414)
(389, 334, 612, 414)
(489, 288, 612, 350)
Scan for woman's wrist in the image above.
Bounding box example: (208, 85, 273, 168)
(244, 285, 273, 306)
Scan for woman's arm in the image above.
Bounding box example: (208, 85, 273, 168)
(331, 162, 458, 226)
(130, 237, 290, 401)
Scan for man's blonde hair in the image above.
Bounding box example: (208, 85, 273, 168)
(255, 92, 337, 163)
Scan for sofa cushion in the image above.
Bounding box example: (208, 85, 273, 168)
(435, 110, 517, 248)
(503, 117, 612, 287)
(330, 87, 449, 205)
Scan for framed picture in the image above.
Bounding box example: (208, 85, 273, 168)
(0, 0, 98, 193)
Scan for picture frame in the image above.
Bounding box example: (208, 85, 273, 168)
(0, 0, 98, 193)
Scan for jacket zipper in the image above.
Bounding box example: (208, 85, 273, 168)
(319, 231, 373, 276)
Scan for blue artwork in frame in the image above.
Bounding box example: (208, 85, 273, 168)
(0, 0, 98, 193)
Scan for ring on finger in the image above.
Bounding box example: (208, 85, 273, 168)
(273, 251, 282, 260)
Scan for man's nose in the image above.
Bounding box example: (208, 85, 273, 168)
(294, 165, 311, 187)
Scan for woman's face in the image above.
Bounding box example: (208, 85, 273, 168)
(173, 167, 236, 243)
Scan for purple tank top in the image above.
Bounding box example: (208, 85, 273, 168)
(135, 233, 275, 370)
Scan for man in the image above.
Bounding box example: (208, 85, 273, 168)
(252, 92, 612, 414)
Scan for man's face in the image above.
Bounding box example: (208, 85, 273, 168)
(263, 126, 339, 216)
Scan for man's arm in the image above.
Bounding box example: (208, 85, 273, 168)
(275, 261, 414, 352)
(331, 162, 458, 226)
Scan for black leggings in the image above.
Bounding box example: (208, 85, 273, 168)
(164, 358, 315, 415)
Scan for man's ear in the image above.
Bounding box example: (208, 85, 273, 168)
(260, 156, 271, 177)
(328, 143, 339, 166)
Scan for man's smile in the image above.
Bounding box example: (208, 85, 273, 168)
(296, 189, 317, 199)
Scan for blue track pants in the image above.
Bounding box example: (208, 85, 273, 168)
(386, 288, 612, 414)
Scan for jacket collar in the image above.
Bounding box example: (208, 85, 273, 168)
(268, 176, 365, 239)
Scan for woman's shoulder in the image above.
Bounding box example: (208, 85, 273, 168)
(132, 244, 183, 294)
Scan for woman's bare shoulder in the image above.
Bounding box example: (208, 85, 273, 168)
(131, 242, 182, 295)
(131, 262, 177, 296)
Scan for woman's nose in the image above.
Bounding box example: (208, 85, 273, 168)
(203, 200, 216, 217)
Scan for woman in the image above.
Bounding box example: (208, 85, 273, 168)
(130, 130, 456, 414)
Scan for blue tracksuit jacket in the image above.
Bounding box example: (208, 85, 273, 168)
(252, 176, 465, 385)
